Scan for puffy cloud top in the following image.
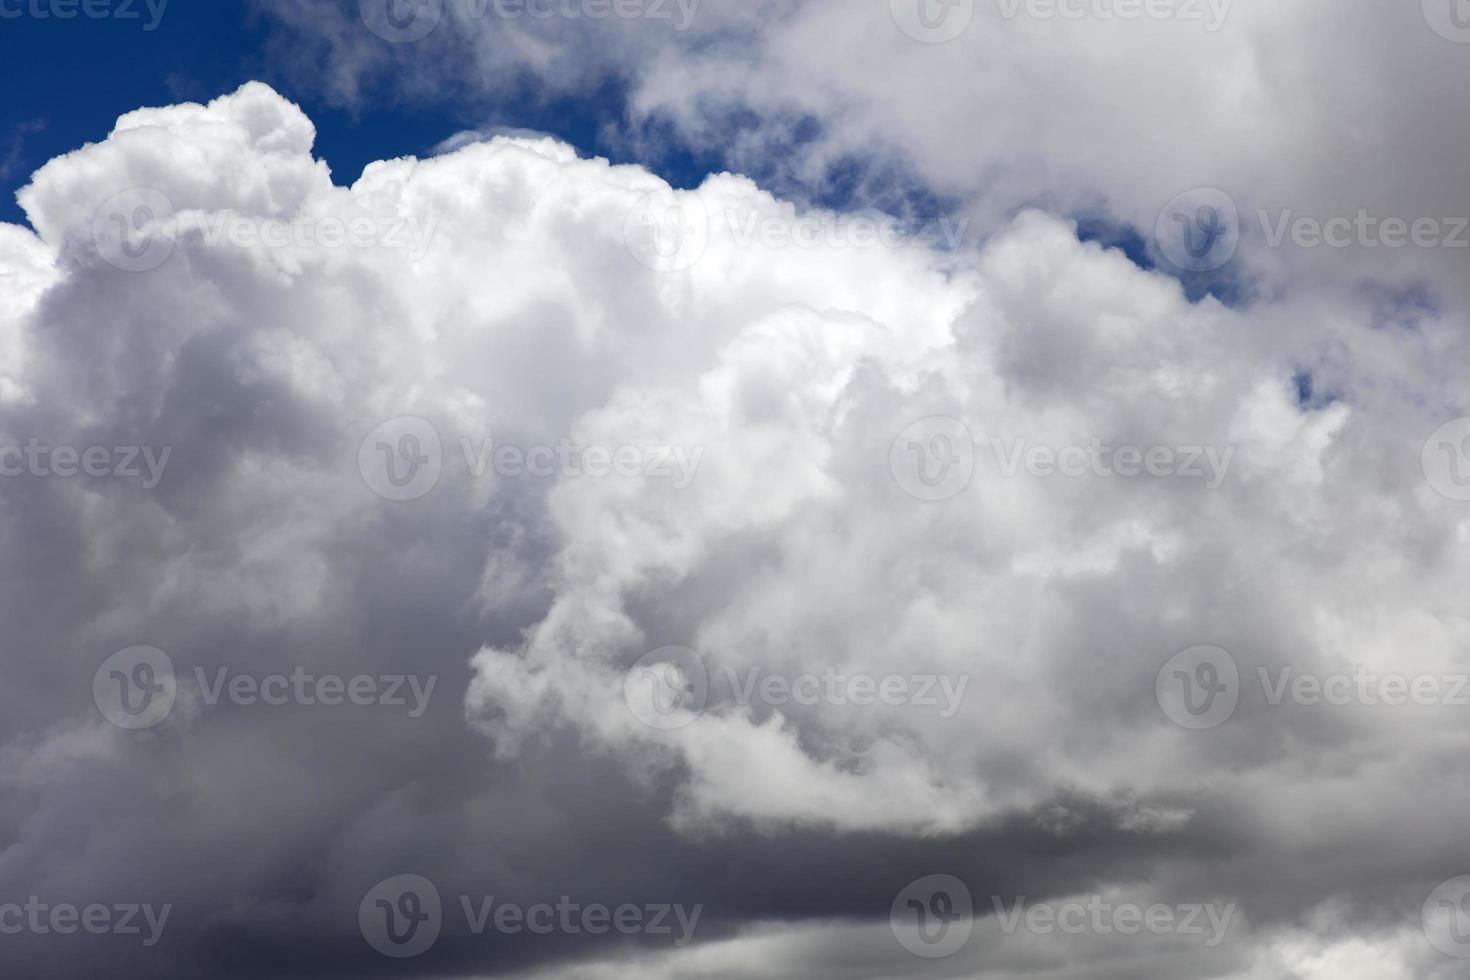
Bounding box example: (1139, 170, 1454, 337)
(3, 79, 1470, 979)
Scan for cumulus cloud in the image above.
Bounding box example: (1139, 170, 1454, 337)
(260, 0, 1470, 308)
(2, 77, 1469, 978)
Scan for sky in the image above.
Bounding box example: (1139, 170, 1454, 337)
(4, 1, 1470, 978)
(0, 1, 716, 227)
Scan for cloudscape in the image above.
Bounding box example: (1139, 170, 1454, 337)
(4, 1, 1470, 977)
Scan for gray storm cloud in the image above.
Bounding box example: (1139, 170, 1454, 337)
(2, 64, 1470, 979)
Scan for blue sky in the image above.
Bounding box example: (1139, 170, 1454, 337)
(7, 5, 1470, 979)
(0, 1, 717, 226)
(1, 0, 1440, 319)
(2, 2, 995, 255)
(0, 2, 1207, 290)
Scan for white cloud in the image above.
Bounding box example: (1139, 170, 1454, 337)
(5, 79, 1470, 978)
